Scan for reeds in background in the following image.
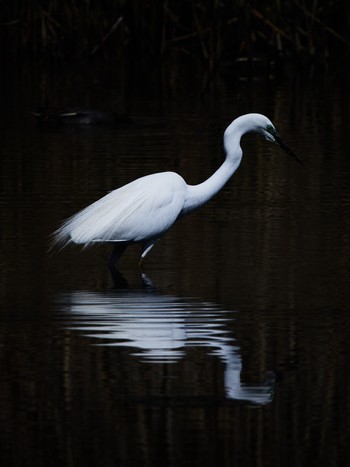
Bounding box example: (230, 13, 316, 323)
(1, 1, 350, 70)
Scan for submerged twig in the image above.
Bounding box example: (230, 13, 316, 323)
(90, 16, 124, 55)
(251, 9, 291, 40)
(295, 1, 350, 46)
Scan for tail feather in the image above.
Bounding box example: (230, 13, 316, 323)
(51, 182, 149, 248)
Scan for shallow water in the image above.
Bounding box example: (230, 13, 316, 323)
(1, 63, 350, 466)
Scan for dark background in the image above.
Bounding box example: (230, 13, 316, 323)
(2, 1, 350, 77)
(1, 3, 350, 467)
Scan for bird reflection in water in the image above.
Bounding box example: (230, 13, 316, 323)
(57, 278, 275, 405)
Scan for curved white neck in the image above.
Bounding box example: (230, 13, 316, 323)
(181, 145, 243, 216)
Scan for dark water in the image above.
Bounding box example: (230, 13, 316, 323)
(1, 63, 350, 466)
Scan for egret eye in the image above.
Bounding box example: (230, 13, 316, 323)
(266, 124, 276, 135)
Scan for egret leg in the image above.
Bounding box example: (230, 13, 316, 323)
(138, 240, 157, 269)
(109, 265, 129, 289)
(109, 243, 127, 267)
(141, 273, 155, 290)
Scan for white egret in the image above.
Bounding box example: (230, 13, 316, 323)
(53, 113, 301, 267)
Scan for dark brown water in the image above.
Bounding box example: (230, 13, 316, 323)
(1, 63, 350, 467)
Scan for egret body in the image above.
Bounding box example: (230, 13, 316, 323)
(54, 113, 300, 267)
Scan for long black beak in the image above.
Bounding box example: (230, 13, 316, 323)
(274, 134, 303, 165)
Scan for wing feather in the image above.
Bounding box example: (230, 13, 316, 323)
(53, 172, 187, 247)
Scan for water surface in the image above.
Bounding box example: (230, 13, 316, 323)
(1, 64, 350, 466)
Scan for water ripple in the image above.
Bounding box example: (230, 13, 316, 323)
(56, 289, 274, 405)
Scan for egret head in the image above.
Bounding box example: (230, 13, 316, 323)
(262, 121, 303, 165)
(224, 113, 302, 165)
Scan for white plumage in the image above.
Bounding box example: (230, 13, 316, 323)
(54, 113, 300, 267)
(55, 172, 186, 245)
